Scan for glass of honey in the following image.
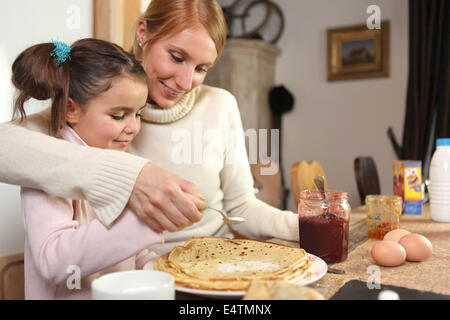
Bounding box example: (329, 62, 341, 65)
(365, 195, 402, 239)
(298, 190, 351, 264)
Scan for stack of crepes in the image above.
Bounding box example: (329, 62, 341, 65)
(243, 280, 325, 300)
(153, 237, 313, 291)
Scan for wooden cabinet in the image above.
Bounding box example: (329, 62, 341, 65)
(93, 0, 141, 51)
(205, 38, 280, 141)
(205, 39, 283, 208)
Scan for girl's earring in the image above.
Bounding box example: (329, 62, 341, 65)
(139, 42, 143, 48)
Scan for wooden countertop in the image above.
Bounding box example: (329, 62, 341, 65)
(272, 203, 450, 299)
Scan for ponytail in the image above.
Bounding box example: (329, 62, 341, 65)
(12, 43, 70, 136)
(11, 39, 146, 137)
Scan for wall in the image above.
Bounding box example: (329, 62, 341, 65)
(0, 0, 92, 256)
(0, 0, 409, 255)
(275, 0, 408, 211)
(219, 0, 409, 211)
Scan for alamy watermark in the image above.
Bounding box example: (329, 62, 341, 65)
(366, 264, 381, 289)
(66, 265, 81, 290)
(366, 5, 381, 29)
(66, 4, 81, 30)
(170, 121, 280, 175)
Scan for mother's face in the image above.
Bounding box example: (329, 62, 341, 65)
(139, 25, 218, 109)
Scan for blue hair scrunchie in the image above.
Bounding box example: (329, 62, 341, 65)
(51, 40, 71, 67)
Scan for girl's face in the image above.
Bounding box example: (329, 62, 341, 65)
(139, 25, 218, 109)
(67, 76, 148, 151)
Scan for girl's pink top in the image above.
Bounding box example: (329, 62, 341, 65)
(22, 126, 163, 299)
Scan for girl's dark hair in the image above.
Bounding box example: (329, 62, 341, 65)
(11, 38, 147, 136)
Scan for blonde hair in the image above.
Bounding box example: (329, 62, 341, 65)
(131, 0, 227, 60)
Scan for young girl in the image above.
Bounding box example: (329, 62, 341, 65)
(11, 38, 163, 299)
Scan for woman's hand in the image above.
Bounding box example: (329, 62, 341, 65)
(128, 162, 207, 232)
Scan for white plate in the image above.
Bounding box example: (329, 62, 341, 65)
(302, 253, 328, 286)
(175, 285, 245, 299)
(147, 253, 327, 299)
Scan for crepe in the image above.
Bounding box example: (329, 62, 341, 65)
(243, 280, 325, 300)
(154, 237, 314, 291)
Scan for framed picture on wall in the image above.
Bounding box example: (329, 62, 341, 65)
(327, 21, 390, 81)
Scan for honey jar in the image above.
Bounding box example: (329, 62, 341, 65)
(365, 195, 402, 239)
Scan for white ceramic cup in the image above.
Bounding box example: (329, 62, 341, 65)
(91, 270, 175, 300)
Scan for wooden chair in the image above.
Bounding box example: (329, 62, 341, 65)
(251, 161, 282, 209)
(0, 253, 24, 300)
(354, 156, 381, 205)
(290, 161, 327, 208)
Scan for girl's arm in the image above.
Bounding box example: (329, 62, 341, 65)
(22, 187, 163, 285)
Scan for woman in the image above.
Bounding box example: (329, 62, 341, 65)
(13, 38, 162, 299)
(0, 0, 298, 254)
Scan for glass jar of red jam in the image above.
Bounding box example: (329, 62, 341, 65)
(298, 190, 351, 264)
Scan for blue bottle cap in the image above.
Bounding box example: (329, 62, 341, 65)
(436, 138, 450, 146)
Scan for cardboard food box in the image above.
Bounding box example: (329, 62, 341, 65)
(393, 160, 423, 214)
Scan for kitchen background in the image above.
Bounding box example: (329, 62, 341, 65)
(0, 0, 407, 256)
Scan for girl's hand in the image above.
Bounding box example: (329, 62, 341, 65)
(128, 162, 207, 232)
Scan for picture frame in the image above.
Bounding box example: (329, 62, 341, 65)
(327, 21, 390, 81)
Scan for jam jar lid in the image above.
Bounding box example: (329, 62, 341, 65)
(300, 189, 349, 201)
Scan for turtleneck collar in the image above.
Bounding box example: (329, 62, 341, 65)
(141, 86, 200, 124)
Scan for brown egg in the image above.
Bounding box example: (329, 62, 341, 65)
(399, 233, 432, 261)
(371, 240, 406, 267)
(384, 229, 411, 242)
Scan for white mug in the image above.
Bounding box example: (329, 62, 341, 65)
(91, 270, 175, 300)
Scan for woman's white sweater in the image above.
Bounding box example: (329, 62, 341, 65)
(0, 85, 298, 254)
